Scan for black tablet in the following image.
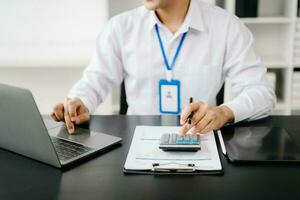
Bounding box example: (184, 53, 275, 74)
(222, 126, 300, 163)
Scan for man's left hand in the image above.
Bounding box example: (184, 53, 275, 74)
(179, 102, 234, 135)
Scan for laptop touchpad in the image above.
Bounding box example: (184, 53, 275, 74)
(48, 125, 121, 149)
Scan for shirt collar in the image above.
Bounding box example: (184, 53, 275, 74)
(148, 0, 205, 33)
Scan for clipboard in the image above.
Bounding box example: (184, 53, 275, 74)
(123, 163, 224, 175)
(123, 126, 223, 175)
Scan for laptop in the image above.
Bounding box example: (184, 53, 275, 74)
(0, 83, 122, 168)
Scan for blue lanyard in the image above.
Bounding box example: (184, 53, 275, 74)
(155, 24, 187, 71)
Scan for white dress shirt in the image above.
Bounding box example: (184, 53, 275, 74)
(68, 0, 275, 122)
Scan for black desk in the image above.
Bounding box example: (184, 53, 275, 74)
(1, 116, 300, 200)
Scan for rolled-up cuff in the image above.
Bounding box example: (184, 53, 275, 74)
(222, 99, 251, 123)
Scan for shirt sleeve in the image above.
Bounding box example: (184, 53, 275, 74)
(67, 17, 124, 114)
(222, 16, 276, 123)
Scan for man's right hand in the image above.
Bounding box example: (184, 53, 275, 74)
(51, 98, 90, 134)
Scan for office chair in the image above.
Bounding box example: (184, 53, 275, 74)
(120, 82, 128, 115)
(119, 81, 225, 115)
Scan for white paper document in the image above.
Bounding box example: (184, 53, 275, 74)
(124, 126, 222, 171)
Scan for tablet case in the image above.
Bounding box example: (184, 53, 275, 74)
(222, 126, 300, 163)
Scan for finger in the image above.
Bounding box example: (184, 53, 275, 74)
(191, 113, 213, 134)
(200, 121, 216, 134)
(191, 106, 207, 126)
(186, 126, 199, 135)
(74, 113, 90, 125)
(50, 112, 59, 122)
(180, 102, 204, 125)
(54, 111, 64, 122)
(178, 123, 192, 136)
(64, 103, 75, 134)
(53, 103, 64, 121)
(179, 114, 201, 135)
(67, 100, 80, 122)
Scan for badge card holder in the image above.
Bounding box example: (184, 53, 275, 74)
(159, 79, 181, 114)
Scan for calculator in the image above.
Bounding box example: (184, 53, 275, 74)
(159, 133, 201, 152)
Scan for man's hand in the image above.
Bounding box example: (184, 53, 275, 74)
(179, 102, 234, 135)
(50, 98, 90, 134)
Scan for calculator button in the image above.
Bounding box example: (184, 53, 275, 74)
(184, 135, 190, 144)
(161, 134, 170, 144)
(191, 135, 199, 144)
(170, 134, 177, 144)
(191, 140, 198, 144)
(176, 136, 184, 144)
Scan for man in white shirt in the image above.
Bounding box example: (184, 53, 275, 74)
(51, 0, 275, 135)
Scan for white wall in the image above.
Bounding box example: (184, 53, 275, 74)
(0, 68, 83, 114)
(0, 0, 108, 67)
(0, 0, 111, 115)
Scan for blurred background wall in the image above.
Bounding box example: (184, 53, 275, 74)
(0, 0, 299, 115)
(0, 0, 108, 114)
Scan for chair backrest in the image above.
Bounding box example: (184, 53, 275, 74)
(216, 84, 225, 106)
(119, 81, 128, 115)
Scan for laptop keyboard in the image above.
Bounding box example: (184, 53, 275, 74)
(51, 137, 94, 161)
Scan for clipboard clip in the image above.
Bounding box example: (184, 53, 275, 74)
(152, 163, 196, 173)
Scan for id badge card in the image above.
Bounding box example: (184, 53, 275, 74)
(159, 79, 181, 114)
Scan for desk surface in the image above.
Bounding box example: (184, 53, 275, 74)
(1, 115, 300, 200)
